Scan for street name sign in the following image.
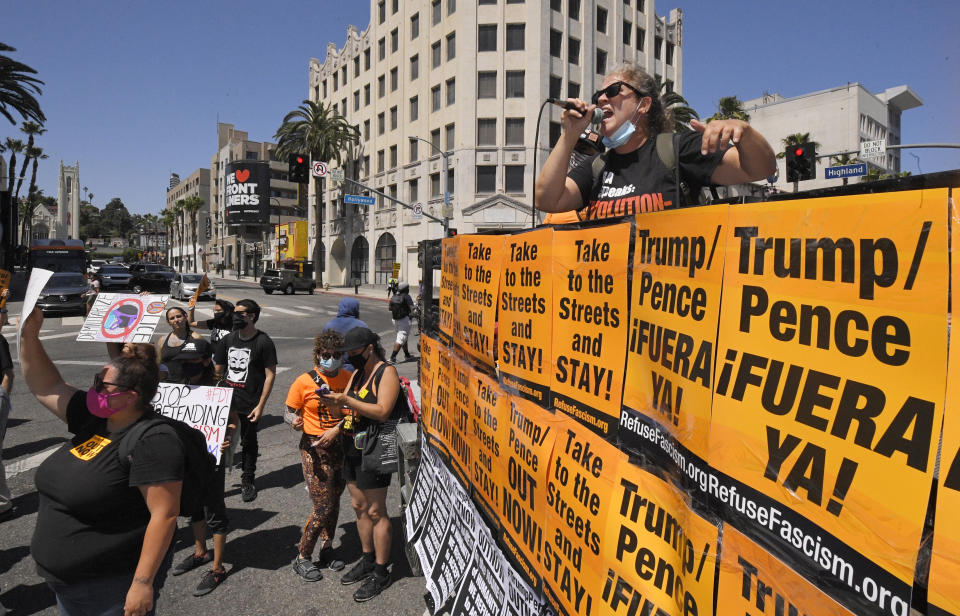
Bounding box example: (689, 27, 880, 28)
(344, 194, 376, 206)
(825, 163, 868, 179)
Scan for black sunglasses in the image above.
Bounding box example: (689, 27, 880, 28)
(94, 372, 129, 393)
(591, 81, 645, 106)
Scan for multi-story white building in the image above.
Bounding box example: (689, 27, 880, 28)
(164, 168, 211, 272)
(742, 83, 922, 192)
(309, 0, 683, 285)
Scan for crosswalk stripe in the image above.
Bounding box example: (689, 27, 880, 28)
(262, 306, 309, 316)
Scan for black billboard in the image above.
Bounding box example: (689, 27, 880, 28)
(224, 161, 270, 226)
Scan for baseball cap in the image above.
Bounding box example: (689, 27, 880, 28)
(339, 327, 379, 352)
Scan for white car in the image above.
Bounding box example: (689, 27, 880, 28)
(170, 273, 216, 301)
(87, 259, 107, 276)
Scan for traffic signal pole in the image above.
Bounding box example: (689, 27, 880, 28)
(337, 176, 449, 235)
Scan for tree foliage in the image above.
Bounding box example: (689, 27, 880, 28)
(708, 95, 750, 122)
(0, 43, 45, 125)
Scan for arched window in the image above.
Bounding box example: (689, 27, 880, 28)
(374, 233, 397, 284)
(350, 236, 369, 284)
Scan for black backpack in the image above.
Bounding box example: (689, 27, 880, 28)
(118, 414, 218, 517)
(389, 294, 411, 319)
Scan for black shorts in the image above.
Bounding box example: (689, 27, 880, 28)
(190, 464, 229, 534)
(342, 454, 392, 490)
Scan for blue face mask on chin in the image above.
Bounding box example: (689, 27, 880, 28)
(601, 104, 642, 149)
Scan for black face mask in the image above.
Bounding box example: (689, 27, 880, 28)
(231, 314, 247, 330)
(213, 311, 231, 328)
(347, 351, 366, 369)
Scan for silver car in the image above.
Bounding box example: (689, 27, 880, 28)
(36, 273, 90, 316)
(170, 273, 216, 301)
(97, 265, 132, 289)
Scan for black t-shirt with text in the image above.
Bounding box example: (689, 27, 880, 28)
(32, 391, 184, 584)
(567, 130, 724, 220)
(214, 330, 278, 411)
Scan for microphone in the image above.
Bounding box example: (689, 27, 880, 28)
(548, 98, 603, 125)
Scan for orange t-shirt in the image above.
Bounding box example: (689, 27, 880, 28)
(285, 368, 352, 436)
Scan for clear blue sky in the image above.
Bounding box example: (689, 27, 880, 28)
(4, 0, 958, 215)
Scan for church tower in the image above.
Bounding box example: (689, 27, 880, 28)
(56, 160, 80, 239)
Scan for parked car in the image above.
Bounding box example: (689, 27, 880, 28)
(36, 272, 91, 316)
(87, 259, 107, 276)
(259, 269, 316, 295)
(170, 272, 216, 301)
(129, 263, 176, 293)
(97, 264, 132, 290)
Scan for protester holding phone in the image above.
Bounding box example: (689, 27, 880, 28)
(285, 330, 352, 582)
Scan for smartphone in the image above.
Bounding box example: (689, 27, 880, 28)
(315, 384, 331, 396)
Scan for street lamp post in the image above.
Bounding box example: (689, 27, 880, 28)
(408, 135, 450, 236)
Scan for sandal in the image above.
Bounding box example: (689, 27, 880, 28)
(292, 556, 323, 582)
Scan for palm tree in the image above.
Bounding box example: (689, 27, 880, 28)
(0, 43, 46, 125)
(14, 121, 45, 199)
(708, 96, 750, 122)
(181, 195, 205, 272)
(274, 99, 360, 284)
(4, 138, 23, 194)
(23, 145, 46, 241)
(654, 77, 699, 130)
(161, 208, 176, 266)
(173, 200, 186, 270)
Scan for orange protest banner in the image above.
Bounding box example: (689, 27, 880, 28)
(603, 462, 719, 616)
(427, 343, 455, 457)
(622, 206, 726, 462)
(550, 223, 631, 439)
(709, 189, 948, 612)
(499, 228, 553, 406)
(418, 334, 439, 435)
(439, 235, 461, 343)
(446, 355, 474, 486)
(455, 235, 504, 368)
(541, 415, 625, 615)
(716, 526, 856, 616)
(468, 369, 505, 527)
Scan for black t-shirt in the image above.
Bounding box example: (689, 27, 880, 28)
(567, 130, 724, 221)
(32, 391, 184, 584)
(214, 330, 278, 411)
(204, 319, 232, 356)
(0, 335, 12, 375)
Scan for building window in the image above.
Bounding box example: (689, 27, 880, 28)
(596, 49, 607, 75)
(445, 123, 455, 150)
(505, 118, 524, 145)
(623, 21, 632, 45)
(431, 128, 441, 150)
(506, 71, 524, 97)
(655, 35, 662, 60)
(478, 118, 497, 146)
(665, 79, 674, 93)
(478, 71, 496, 98)
(550, 0, 561, 11)
(431, 172, 441, 198)
(354, 57, 360, 77)
(353, 91, 360, 111)
(478, 24, 497, 52)
(377, 150, 385, 173)
(446, 77, 455, 105)
(597, 6, 607, 33)
(447, 168, 455, 196)
(567, 81, 579, 99)
(333, 72, 338, 90)
(446, 32, 456, 60)
(550, 29, 562, 58)
(364, 84, 371, 106)
(479, 0, 496, 4)
(432, 0, 441, 25)
(378, 0, 385, 23)
(378, 74, 385, 97)
(364, 48, 371, 70)
(363, 119, 370, 140)
(432, 41, 441, 68)
(409, 140, 418, 163)
(505, 165, 524, 193)
(377, 112, 385, 135)
(410, 96, 418, 121)
(549, 121, 561, 147)
(411, 13, 419, 39)
(568, 37, 580, 64)
(408, 178, 418, 202)
(568, 0, 580, 19)
(322, 80, 327, 98)
(246, 150, 258, 160)
(506, 23, 525, 51)
(666, 42, 674, 65)
(392, 0, 398, 13)
(390, 67, 398, 91)
(378, 37, 386, 60)
(410, 54, 419, 80)
(549, 75, 562, 99)
(448, 0, 455, 15)
(507, 0, 523, 3)
(432, 84, 441, 111)
(389, 145, 398, 168)
(476, 166, 496, 193)
(638, 0, 644, 10)
(390, 105, 398, 130)
(391, 28, 399, 53)
(636, 27, 645, 49)
(342, 66, 348, 86)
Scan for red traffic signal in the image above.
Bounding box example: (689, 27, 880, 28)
(785, 144, 817, 182)
(794, 147, 805, 157)
(288, 154, 310, 183)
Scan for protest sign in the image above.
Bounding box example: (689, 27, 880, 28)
(603, 461, 719, 616)
(622, 206, 726, 463)
(405, 438, 440, 542)
(446, 356, 474, 486)
(709, 189, 948, 614)
(427, 343, 455, 459)
(78, 293, 168, 342)
(503, 564, 554, 616)
(426, 476, 479, 610)
(542, 416, 625, 615)
(550, 224, 631, 439)
(469, 368, 505, 527)
(151, 383, 233, 463)
(414, 453, 456, 577)
(499, 228, 554, 405)
(17, 268, 53, 358)
(188, 274, 210, 309)
(439, 235, 461, 343)
(419, 334, 439, 438)
(449, 525, 507, 616)
(716, 525, 856, 616)
(455, 234, 504, 368)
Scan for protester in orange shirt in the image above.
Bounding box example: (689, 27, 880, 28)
(286, 330, 352, 581)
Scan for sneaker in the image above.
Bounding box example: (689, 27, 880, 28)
(341, 559, 374, 585)
(193, 568, 227, 597)
(353, 572, 391, 602)
(241, 480, 257, 503)
(292, 556, 323, 582)
(171, 552, 213, 576)
(0, 508, 14, 523)
(318, 547, 346, 572)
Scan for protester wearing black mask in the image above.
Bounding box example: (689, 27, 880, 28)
(213, 299, 277, 503)
(189, 299, 234, 356)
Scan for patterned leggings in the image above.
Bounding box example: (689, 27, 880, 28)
(298, 432, 346, 557)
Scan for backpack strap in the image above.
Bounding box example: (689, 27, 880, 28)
(590, 152, 608, 193)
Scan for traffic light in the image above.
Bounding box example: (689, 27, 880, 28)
(446, 228, 458, 238)
(785, 144, 817, 182)
(288, 154, 309, 183)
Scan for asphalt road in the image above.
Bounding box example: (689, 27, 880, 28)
(0, 279, 428, 615)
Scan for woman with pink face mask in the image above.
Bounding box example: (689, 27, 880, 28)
(19, 307, 183, 616)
